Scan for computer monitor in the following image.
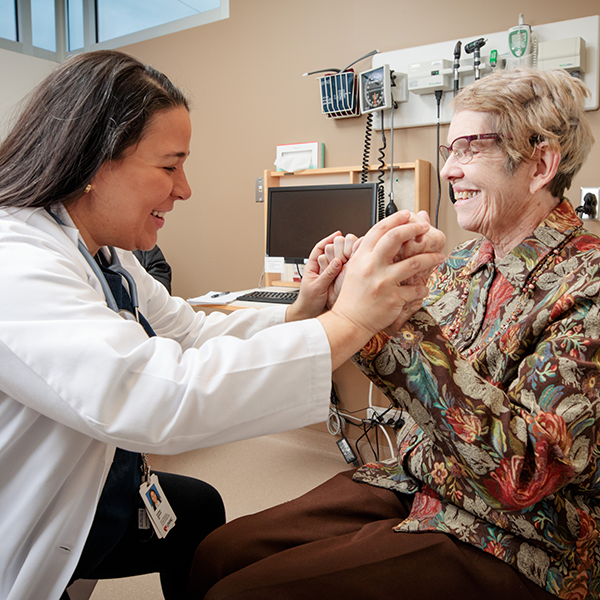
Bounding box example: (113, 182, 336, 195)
(266, 183, 378, 264)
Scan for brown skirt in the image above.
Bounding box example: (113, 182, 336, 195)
(186, 469, 557, 600)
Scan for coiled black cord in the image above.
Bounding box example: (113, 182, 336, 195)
(360, 113, 373, 184)
(377, 122, 387, 220)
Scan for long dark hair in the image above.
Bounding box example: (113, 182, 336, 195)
(0, 50, 189, 209)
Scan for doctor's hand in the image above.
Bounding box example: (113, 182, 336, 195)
(381, 211, 446, 334)
(285, 231, 346, 323)
(316, 211, 445, 370)
(395, 211, 446, 285)
(318, 211, 445, 311)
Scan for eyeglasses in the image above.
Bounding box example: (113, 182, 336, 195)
(439, 133, 501, 164)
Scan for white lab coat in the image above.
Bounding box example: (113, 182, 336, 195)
(0, 206, 332, 600)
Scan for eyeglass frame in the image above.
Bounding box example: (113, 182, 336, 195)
(439, 133, 501, 164)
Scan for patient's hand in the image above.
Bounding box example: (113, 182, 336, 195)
(285, 231, 346, 322)
(380, 211, 445, 334)
(318, 212, 446, 310)
(317, 233, 359, 309)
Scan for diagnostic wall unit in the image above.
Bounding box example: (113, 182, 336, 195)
(371, 15, 599, 130)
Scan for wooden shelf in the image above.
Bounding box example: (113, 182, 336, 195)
(263, 161, 431, 286)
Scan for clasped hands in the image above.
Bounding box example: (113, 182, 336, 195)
(286, 210, 446, 343)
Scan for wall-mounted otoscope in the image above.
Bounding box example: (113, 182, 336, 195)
(464, 37, 487, 80)
(447, 40, 462, 206)
(453, 41, 461, 96)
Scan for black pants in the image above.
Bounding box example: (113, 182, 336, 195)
(65, 471, 225, 600)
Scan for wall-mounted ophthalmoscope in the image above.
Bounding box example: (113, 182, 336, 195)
(464, 37, 487, 80)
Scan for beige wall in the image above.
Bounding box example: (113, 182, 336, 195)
(0, 2, 597, 437)
(118, 0, 600, 428)
(121, 0, 600, 300)
(0, 48, 57, 139)
(120, 0, 600, 427)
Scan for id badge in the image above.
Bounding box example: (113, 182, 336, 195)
(139, 473, 177, 538)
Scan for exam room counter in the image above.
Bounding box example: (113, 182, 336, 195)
(188, 286, 299, 311)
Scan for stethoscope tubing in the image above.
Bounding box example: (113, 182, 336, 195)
(45, 208, 140, 321)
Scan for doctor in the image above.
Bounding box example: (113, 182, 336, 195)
(0, 50, 444, 600)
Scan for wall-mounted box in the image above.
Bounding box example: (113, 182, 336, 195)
(408, 59, 454, 94)
(538, 37, 586, 73)
(275, 141, 325, 172)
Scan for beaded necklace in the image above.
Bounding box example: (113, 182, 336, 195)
(446, 227, 580, 358)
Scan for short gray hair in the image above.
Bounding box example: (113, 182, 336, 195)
(451, 68, 594, 199)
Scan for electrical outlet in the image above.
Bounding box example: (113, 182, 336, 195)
(255, 177, 264, 203)
(580, 187, 599, 220)
(367, 406, 403, 427)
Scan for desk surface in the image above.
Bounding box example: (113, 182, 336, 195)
(189, 287, 298, 312)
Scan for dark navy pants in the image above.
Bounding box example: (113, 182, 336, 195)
(65, 471, 225, 599)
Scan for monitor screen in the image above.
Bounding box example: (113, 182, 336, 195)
(266, 183, 377, 264)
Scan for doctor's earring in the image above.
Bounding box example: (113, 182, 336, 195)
(84, 184, 92, 194)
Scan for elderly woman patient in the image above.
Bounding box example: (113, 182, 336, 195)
(187, 68, 599, 600)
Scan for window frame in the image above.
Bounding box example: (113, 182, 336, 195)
(0, 0, 228, 61)
(0, 0, 65, 60)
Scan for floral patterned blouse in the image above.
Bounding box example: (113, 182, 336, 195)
(353, 200, 600, 600)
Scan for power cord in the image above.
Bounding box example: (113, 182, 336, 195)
(434, 89, 443, 229)
(257, 268, 266, 289)
(385, 102, 398, 217)
(330, 386, 359, 466)
(329, 383, 402, 465)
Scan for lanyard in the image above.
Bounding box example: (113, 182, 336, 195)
(45, 208, 140, 322)
(45, 208, 158, 533)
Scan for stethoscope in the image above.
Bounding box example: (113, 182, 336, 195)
(46, 208, 140, 322)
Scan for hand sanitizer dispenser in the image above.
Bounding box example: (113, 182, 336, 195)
(508, 14, 535, 68)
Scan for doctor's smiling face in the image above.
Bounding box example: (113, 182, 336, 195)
(66, 106, 192, 256)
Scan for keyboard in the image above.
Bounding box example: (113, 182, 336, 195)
(236, 290, 299, 305)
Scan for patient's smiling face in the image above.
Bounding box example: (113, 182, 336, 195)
(67, 106, 192, 255)
(440, 110, 535, 249)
